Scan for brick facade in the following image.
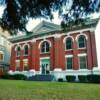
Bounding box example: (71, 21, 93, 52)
(10, 31, 97, 72)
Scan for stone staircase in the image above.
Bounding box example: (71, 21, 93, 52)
(28, 74, 55, 81)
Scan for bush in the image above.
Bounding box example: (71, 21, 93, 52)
(1, 74, 27, 80)
(58, 78, 63, 82)
(66, 75, 76, 82)
(87, 74, 100, 83)
(1, 74, 12, 79)
(12, 74, 27, 80)
(78, 75, 88, 83)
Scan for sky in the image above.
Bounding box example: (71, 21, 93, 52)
(0, 5, 100, 32)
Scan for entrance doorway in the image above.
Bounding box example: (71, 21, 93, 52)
(40, 59, 50, 74)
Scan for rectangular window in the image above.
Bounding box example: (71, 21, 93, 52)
(79, 56, 87, 69)
(16, 60, 20, 71)
(23, 59, 29, 71)
(66, 57, 73, 69)
(0, 52, 4, 61)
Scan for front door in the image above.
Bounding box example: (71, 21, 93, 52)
(40, 59, 50, 74)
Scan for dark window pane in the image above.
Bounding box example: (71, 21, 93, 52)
(67, 58, 73, 69)
(17, 46, 21, 56)
(79, 56, 87, 69)
(78, 36, 86, 48)
(66, 38, 72, 50)
(41, 41, 50, 53)
(24, 45, 28, 55)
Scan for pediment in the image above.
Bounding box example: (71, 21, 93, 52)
(32, 21, 61, 34)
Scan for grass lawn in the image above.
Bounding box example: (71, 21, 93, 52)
(0, 80, 100, 100)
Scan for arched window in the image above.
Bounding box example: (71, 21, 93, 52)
(78, 35, 86, 48)
(66, 38, 72, 50)
(24, 45, 29, 56)
(41, 41, 50, 53)
(16, 46, 21, 57)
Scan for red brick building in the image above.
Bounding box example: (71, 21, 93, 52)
(9, 19, 100, 80)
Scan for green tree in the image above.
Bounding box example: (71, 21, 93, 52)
(0, 0, 100, 35)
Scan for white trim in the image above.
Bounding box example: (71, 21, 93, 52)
(0, 51, 4, 62)
(38, 39, 52, 49)
(40, 57, 50, 60)
(67, 28, 95, 36)
(23, 44, 30, 56)
(16, 60, 20, 62)
(65, 55, 73, 70)
(12, 28, 94, 45)
(76, 33, 88, 41)
(78, 53, 87, 57)
(76, 34, 87, 49)
(65, 55, 73, 58)
(63, 36, 74, 51)
(54, 34, 62, 38)
(15, 44, 22, 51)
(0, 51, 4, 54)
(22, 43, 30, 49)
(23, 59, 28, 62)
(78, 54, 87, 70)
(63, 36, 74, 43)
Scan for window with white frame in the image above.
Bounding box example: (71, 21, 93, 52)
(23, 59, 29, 71)
(16, 60, 20, 71)
(41, 41, 50, 53)
(65, 38, 72, 50)
(78, 35, 86, 48)
(16, 46, 21, 57)
(24, 45, 29, 56)
(66, 57, 73, 69)
(0, 52, 4, 62)
(79, 56, 87, 69)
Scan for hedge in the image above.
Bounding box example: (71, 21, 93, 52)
(1, 74, 27, 80)
(87, 74, 100, 83)
(78, 75, 88, 83)
(58, 78, 63, 82)
(66, 75, 76, 82)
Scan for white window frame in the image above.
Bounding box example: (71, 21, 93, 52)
(76, 34, 88, 49)
(16, 60, 20, 71)
(0, 51, 4, 62)
(78, 53, 87, 70)
(23, 59, 28, 71)
(63, 36, 74, 51)
(23, 44, 29, 56)
(65, 55, 73, 70)
(15, 45, 21, 57)
(40, 41, 51, 54)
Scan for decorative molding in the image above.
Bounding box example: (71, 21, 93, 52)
(54, 34, 62, 38)
(78, 53, 87, 57)
(40, 56, 50, 60)
(22, 43, 30, 49)
(16, 60, 20, 62)
(15, 44, 22, 51)
(65, 55, 73, 58)
(12, 28, 94, 45)
(75, 33, 88, 41)
(38, 39, 52, 49)
(63, 36, 74, 44)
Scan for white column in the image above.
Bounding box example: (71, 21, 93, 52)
(95, 20, 100, 67)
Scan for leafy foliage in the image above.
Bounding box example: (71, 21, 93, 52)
(0, 0, 100, 34)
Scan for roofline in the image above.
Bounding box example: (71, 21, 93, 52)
(9, 18, 99, 43)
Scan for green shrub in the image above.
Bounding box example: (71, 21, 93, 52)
(66, 75, 76, 82)
(1, 74, 13, 79)
(87, 74, 100, 83)
(12, 74, 27, 80)
(78, 75, 88, 83)
(1, 74, 27, 80)
(58, 78, 63, 82)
